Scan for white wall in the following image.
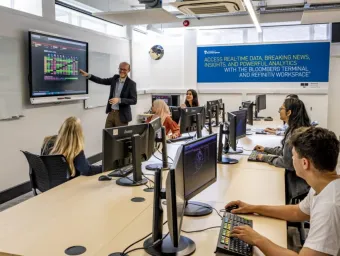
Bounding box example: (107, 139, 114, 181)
(0, 6, 133, 191)
(132, 30, 184, 90)
(327, 44, 340, 136)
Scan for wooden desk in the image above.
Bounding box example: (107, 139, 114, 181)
(0, 125, 286, 256)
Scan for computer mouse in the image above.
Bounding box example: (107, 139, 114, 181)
(264, 117, 273, 121)
(226, 205, 239, 213)
(98, 175, 112, 181)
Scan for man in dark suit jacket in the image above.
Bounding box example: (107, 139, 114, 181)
(80, 62, 137, 128)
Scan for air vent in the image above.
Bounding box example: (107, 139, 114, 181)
(171, 0, 246, 15)
(187, 4, 229, 15)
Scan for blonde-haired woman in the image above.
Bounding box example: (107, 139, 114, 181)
(147, 99, 181, 139)
(42, 117, 101, 177)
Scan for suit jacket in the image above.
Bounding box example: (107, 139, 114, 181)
(89, 74, 137, 123)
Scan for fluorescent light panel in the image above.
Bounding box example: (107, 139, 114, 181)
(243, 0, 262, 33)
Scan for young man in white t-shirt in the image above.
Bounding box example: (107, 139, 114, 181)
(226, 127, 340, 256)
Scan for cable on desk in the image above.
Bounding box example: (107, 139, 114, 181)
(156, 148, 174, 163)
(152, 150, 174, 164)
(118, 221, 168, 256)
(188, 202, 223, 219)
(123, 233, 170, 255)
(143, 174, 155, 185)
(182, 226, 221, 234)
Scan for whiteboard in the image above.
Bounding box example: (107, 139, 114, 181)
(0, 36, 23, 120)
(85, 51, 122, 109)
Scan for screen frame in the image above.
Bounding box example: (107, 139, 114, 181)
(181, 133, 217, 201)
(230, 109, 247, 140)
(28, 30, 89, 98)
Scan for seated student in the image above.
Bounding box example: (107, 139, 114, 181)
(181, 89, 199, 108)
(265, 94, 299, 135)
(255, 98, 310, 169)
(41, 117, 102, 177)
(226, 127, 340, 256)
(255, 98, 311, 202)
(147, 99, 180, 139)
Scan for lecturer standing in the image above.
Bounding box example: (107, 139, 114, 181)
(79, 62, 137, 128)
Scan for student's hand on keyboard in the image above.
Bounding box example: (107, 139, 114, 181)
(254, 145, 265, 152)
(264, 128, 276, 135)
(231, 225, 262, 246)
(170, 134, 179, 139)
(256, 154, 264, 161)
(225, 200, 254, 214)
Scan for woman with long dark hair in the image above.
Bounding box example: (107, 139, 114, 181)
(181, 89, 199, 108)
(255, 98, 311, 203)
(255, 98, 311, 169)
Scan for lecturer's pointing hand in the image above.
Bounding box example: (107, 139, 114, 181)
(79, 69, 89, 77)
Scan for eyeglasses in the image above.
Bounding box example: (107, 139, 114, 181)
(278, 107, 286, 112)
(118, 68, 129, 72)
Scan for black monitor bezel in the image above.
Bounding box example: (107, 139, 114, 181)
(28, 31, 89, 98)
(181, 134, 217, 201)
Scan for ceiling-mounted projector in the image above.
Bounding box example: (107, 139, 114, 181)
(170, 0, 246, 15)
(139, 0, 162, 9)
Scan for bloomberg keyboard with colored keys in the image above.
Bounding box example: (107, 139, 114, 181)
(215, 212, 253, 256)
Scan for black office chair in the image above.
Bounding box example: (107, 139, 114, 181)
(285, 170, 310, 246)
(21, 151, 70, 196)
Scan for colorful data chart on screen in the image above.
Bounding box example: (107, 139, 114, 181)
(44, 54, 79, 81)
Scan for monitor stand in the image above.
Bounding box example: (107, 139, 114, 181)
(184, 201, 212, 216)
(254, 111, 264, 121)
(217, 123, 239, 165)
(116, 134, 148, 187)
(227, 147, 243, 154)
(143, 169, 196, 256)
(146, 127, 171, 171)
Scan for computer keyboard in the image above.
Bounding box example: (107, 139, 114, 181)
(108, 165, 133, 177)
(215, 212, 253, 256)
(248, 150, 267, 162)
(166, 135, 194, 143)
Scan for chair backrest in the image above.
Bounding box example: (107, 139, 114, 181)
(21, 151, 70, 193)
(41, 155, 70, 188)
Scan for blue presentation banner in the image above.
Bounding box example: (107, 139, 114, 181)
(197, 42, 330, 83)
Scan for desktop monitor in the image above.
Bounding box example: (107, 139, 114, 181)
(171, 133, 217, 222)
(102, 124, 149, 186)
(170, 106, 181, 124)
(145, 117, 171, 171)
(255, 94, 266, 115)
(228, 113, 237, 151)
(206, 100, 220, 125)
(147, 117, 162, 158)
(143, 135, 217, 255)
(241, 101, 254, 126)
(182, 134, 217, 200)
(228, 110, 247, 140)
(217, 113, 238, 165)
(152, 94, 172, 106)
(179, 107, 205, 138)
